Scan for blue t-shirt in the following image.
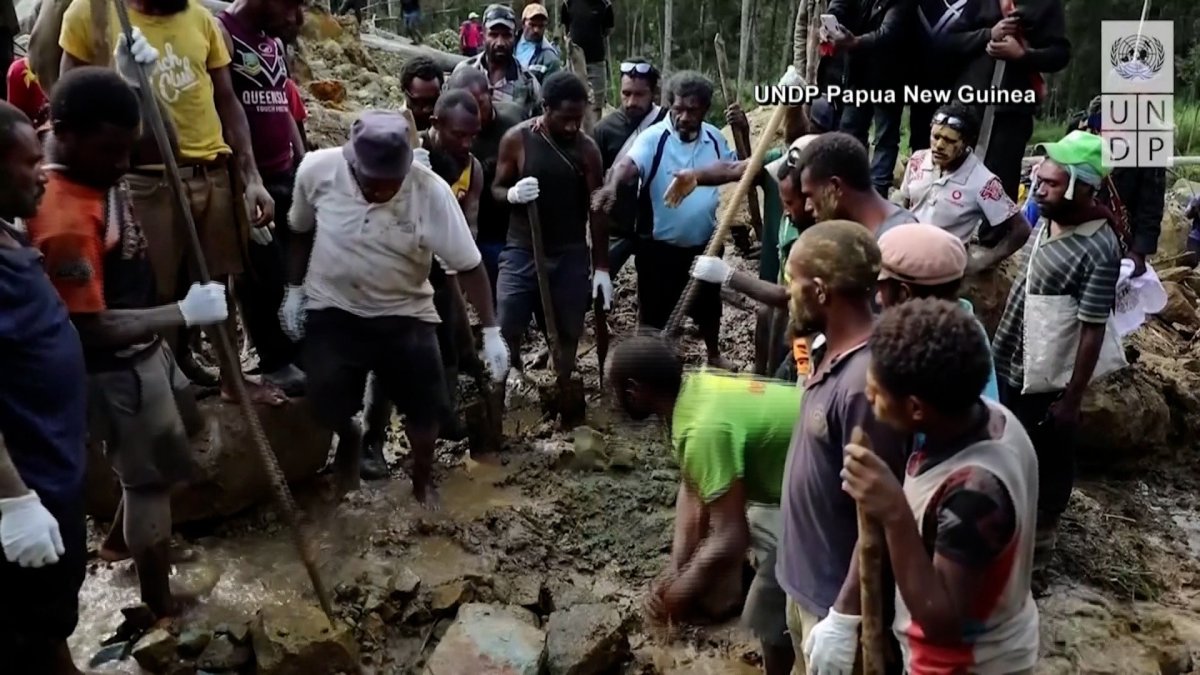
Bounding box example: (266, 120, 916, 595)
(0, 227, 88, 504)
(628, 118, 736, 247)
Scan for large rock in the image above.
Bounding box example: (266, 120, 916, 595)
(545, 603, 630, 675)
(83, 397, 333, 524)
(132, 629, 179, 673)
(1077, 365, 1170, 466)
(250, 604, 358, 675)
(424, 603, 546, 675)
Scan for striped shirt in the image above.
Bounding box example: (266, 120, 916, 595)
(992, 217, 1120, 389)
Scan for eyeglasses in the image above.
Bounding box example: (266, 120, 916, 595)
(786, 145, 803, 167)
(931, 112, 968, 132)
(620, 62, 655, 75)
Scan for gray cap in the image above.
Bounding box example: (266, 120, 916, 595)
(483, 4, 516, 30)
(342, 110, 413, 181)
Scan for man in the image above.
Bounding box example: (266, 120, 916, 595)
(609, 335, 801, 675)
(794, 131, 916, 238)
(897, 102, 1031, 273)
(0, 100, 89, 675)
(58, 0, 284, 405)
(560, 0, 612, 122)
(492, 71, 609, 380)
(591, 57, 664, 277)
(843, 298, 1039, 674)
(515, 3, 561, 84)
(218, 0, 307, 396)
(6, 56, 49, 128)
(594, 71, 735, 368)
(26, 66, 229, 620)
(400, 0, 421, 41)
(775, 220, 909, 674)
(400, 55, 442, 132)
(452, 4, 542, 120)
(281, 111, 508, 506)
(823, 0, 911, 197)
(991, 130, 1120, 566)
(460, 11, 482, 57)
(447, 66, 523, 291)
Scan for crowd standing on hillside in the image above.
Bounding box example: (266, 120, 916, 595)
(0, 0, 1174, 672)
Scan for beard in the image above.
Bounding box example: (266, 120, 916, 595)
(789, 297, 824, 337)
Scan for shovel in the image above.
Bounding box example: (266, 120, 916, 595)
(851, 426, 886, 675)
(448, 278, 505, 457)
(593, 295, 609, 383)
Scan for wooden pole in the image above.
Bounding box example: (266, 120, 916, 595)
(851, 426, 886, 675)
(713, 34, 764, 242)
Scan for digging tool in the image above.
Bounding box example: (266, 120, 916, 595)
(448, 278, 505, 456)
(975, 60, 1006, 160)
(713, 33, 764, 245)
(110, 0, 335, 624)
(663, 103, 790, 337)
(593, 294, 609, 382)
(851, 426, 886, 675)
(526, 202, 586, 425)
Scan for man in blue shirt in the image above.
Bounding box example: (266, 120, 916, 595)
(595, 71, 736, 368)
(514, 3, 561, 84)
(0, 101, 90, 675)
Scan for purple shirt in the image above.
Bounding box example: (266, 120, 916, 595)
(218, 11, 294, 175)
(776, 343, 909, 616)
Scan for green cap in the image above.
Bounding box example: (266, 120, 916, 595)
(1035, 130, 1111, 178)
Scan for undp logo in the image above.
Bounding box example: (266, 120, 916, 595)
(1110, 33, 1167, 81)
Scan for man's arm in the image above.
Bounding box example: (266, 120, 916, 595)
(582, 137, 608, 269)
(1056, 250, 1120, 417)
(428, 181, 498, 327)
(457, 265, 498, 327)
(688, 160, 749, 186)
(71, 308, 185, 348)
(854, 2, 909, 51)
(212, 54, 269, 222)
(667, 481, 707, 573)
(662, 481, 751, 617)
(286, 157, 318, 285)
(0, 435, 30, 499)
(727, 270, 789, 308)
(967, 212, 1031, 274)
(463, 158, 484, 239)
(491, 127, 524, 204)
(288, 116, 307, 166)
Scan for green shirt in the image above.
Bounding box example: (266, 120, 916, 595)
(670, 370, 802, 506)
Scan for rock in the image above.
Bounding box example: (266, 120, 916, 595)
(543, 578, 596, 611)
(215, 622, 251, 644)
(430, 575, 492, 613)
(563, 426, 609, 471)
(607, 446, 636, 471)
(1077, 365, 1171, 465)
(309, 79, 348, 104)
(1158, 282, 1200, 329)
(423, 603, 547, 675)
(132, 629, 180, 673)
(250, 604, 358, 675)
(83, 397, 333, 523)
(499, 573, 544, 610)
(545, 604, 630, 675)
(388, 567, 422, 601)
(299, 7, 347, 41)
(177, 629, 213, 658)
(197, 634, 251, 671)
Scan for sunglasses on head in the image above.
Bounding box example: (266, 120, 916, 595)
(620, 62, 655, 75)
(786, 145, 803, 168)
(931, 112, 968, 133)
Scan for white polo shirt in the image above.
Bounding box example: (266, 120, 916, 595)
(898, 150, 1020, 242)
(289, 148, 482, 323)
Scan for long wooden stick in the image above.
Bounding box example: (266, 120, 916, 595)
(851, 426, 886, 675)
(713, 33, 764, 241)
(663, 103, 789, 336)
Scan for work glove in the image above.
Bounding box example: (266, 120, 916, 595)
(177, 282, 229, 326)
(413, 147, 432, 169)
(691, 255, 733, 284)
(0, 492, 64, 568)
(115, 27, 159, 84)
(803, 608, 861, 675)
(280, 285, 307, 341)
(592, 270, 613, 310)
(250, 224, 274, 246)
(507, 177, 540, 204)
(480, 326, 510, 383)
(778, 65, 806, 88)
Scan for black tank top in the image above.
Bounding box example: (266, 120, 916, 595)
(507, 128, 589, 253)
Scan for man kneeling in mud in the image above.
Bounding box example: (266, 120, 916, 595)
(608, 335, 800, 675)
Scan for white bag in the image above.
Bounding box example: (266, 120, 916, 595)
(1112, 259, 1168, 337)
(1021, 224, 1127, 394)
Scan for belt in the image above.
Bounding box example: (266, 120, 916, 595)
(129, 159, 226, 180)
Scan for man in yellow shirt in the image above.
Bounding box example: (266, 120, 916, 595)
(57, 0, 284, 405)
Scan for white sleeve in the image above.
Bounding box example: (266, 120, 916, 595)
(288, 153, 319, 234)
(422, 178, 483, 272)
(975, 174, 1020, 227)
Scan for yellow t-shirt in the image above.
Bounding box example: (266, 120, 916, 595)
(59, 0, 232, 161)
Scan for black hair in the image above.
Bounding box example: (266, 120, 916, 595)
(607, 334, 683, 397)
(870, 298, 991, 417)
(0, 101, 32, 152)
(447, 66, 489, 92)
(933, 101, 980, 145)
(619, 57, 659, 90)
(541, 71, 589, 110)
(878, 277, 963, 301)
(796, 131, 872, 192)
(400, 56, 444, 91)
(434, 89, 480, 117)
(50, 67, 141, 136)
(664, 70, 714, 109)
(791, 219, 880, 297)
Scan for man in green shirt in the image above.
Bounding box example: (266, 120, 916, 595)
(608, 335, 801, 675)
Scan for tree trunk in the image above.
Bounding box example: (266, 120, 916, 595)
(750, 4, 759, 86)
(663, 0, 673, 73)
(736, 0, 752, 93)
(793, 0, 807, 72)
(697, 0, 707, 71)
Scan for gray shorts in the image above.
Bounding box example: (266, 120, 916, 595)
(742, 505, 789, 648)
(88, 342, 197, 490)
(497, 243, 591, 344)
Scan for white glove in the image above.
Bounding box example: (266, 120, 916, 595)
(0, 492, 64, 568)
(592, 270, 613, 310)
(778, 65, 806, 88)
(481, 326, 510, 383)
(803, 608, 861, 675)
(177, 282, 228, 326)
(250, 224, 274, 246)
(280, 285, 307, 341)
(691, 255, 733, 284)
(115, 27, 159, 83)
(413, 147, 432, 169)
(507, 177, 540, 204)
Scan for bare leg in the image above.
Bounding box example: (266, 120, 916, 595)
(123, 488, 182, 618)
(407, 422, 440, 510)
(98, 498, 127, 562)
(332, 417, 363, 494)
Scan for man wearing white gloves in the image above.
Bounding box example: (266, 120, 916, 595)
(26, 68, 225, 622)
(492, 71, 609, 383)
(282, 111, 506, 508)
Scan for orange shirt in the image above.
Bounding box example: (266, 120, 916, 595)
(24, 172, 110, 314)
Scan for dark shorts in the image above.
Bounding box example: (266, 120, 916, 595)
(88, 342, 197, 491)
(497, 244, 591, 343)
(635, 239, 721, 332)
(304, 308, 449, 430)
(0, 494, 87, 653)
(742, 505, 789, 647)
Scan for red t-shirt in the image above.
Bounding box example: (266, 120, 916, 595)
(285, 78, 308, 123)
(7, 58, 49, 127)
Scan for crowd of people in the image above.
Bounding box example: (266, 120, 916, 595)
(0, 0, 1171, 672)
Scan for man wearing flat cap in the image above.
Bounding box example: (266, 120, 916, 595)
(280, 110, 510, 507)
(452, 4, 543, 119)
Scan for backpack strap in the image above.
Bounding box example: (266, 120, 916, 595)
(642, 129, 673, 189)
(705, 129, 723, 159)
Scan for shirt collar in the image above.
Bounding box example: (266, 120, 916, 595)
(930, 150, 979, 186)
(1040, 216, 1108, 242)
(806, 339, 869, 387)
